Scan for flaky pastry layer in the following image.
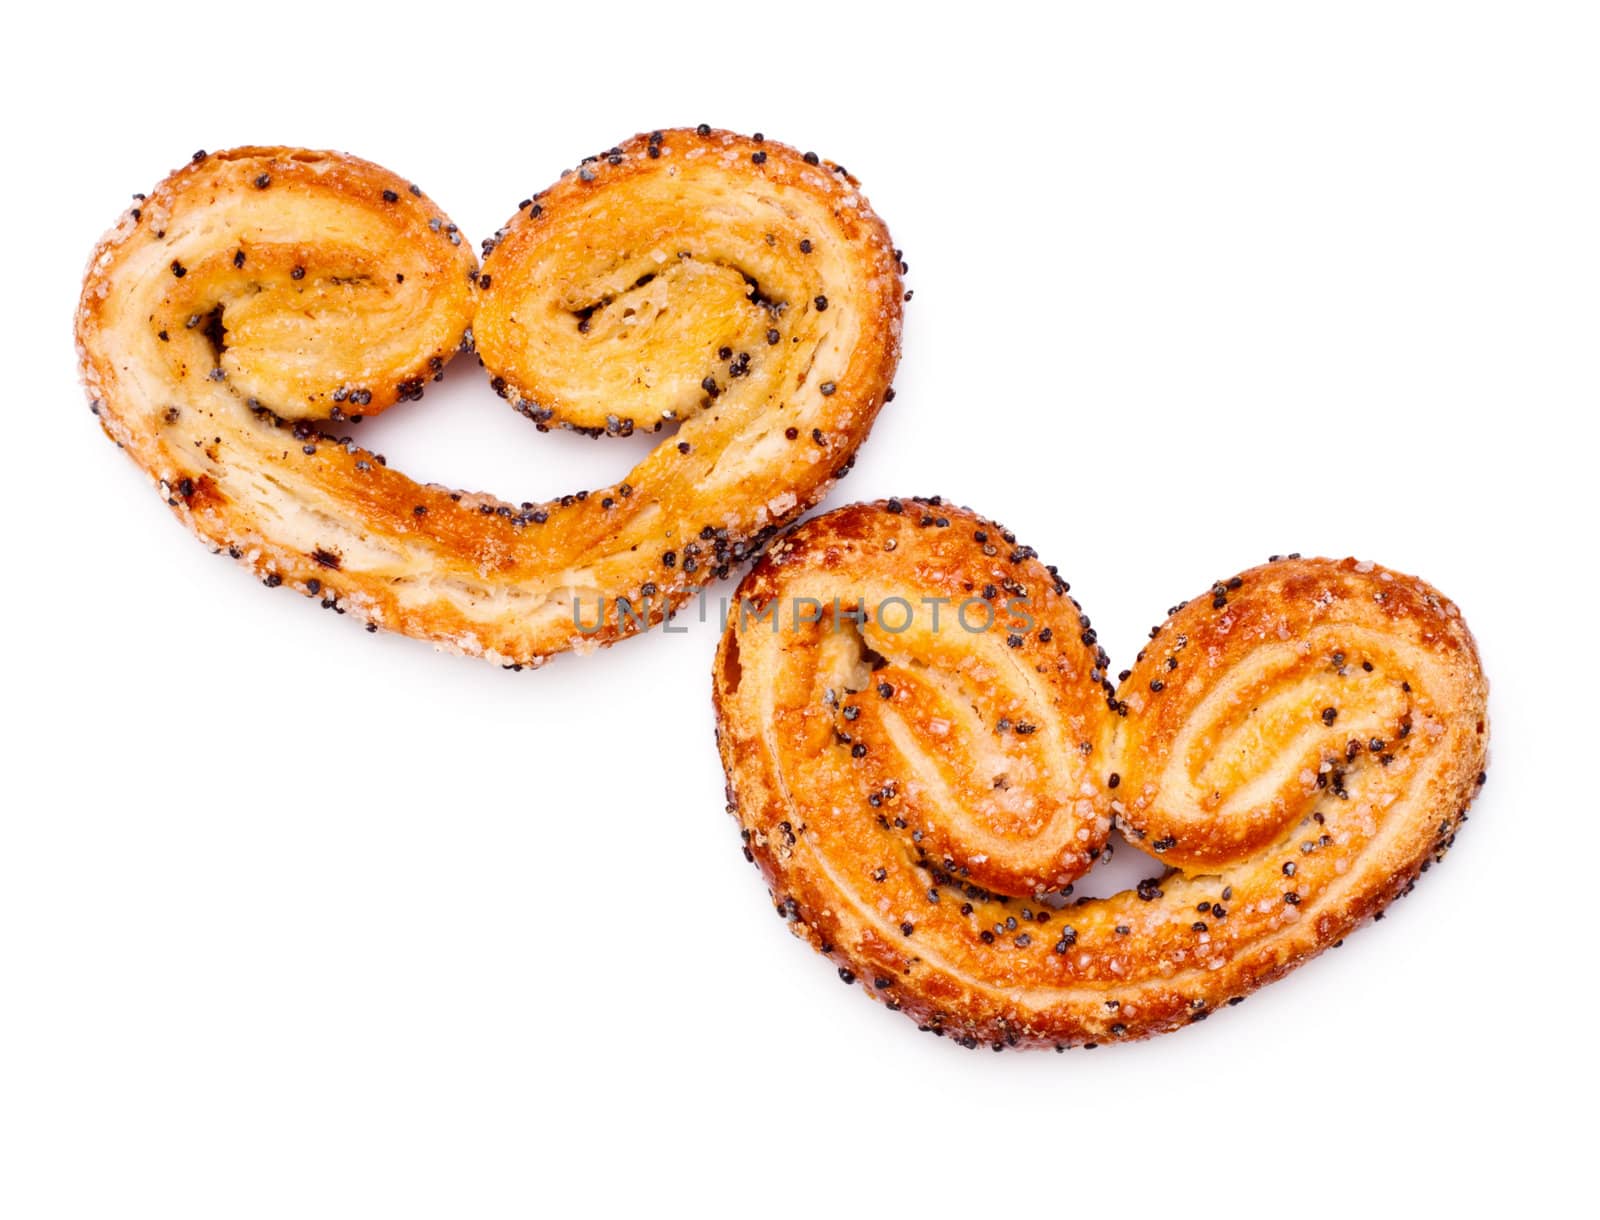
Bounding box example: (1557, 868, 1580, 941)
(76, 132, 903, 665)
(713, 500, 1489, 1049)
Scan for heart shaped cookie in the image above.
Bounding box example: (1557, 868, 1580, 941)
(75, 131, 903, 666)
(713, 499, 1488, 1049)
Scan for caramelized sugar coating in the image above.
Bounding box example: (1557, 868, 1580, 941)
(77, 133, 902, 665)
(713, 500, 1489, 1049)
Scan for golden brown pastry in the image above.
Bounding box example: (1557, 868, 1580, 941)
(713, 499, 1489, 1049)
(76, 132, 903, 666)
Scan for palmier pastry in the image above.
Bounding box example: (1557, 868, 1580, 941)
(76, 132, 903, 666)
(713, 500, 1489, 1049)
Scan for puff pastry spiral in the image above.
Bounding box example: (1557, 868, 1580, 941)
(76, 132, 903, 665)
(713, 500, 1489, 1049)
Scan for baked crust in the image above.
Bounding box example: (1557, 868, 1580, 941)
(712, 500, 1489, 1049)
(75, 133, 903, 666)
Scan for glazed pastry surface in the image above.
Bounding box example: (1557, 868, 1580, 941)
(76, 131, 903, 665)
(713, 500, 1489, 1049)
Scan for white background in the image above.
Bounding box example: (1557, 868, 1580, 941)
(4, 2, 1595, 1215)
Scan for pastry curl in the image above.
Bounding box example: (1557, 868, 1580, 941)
(76, 132, 903, 666)
(713, 500, 1489, 1049)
